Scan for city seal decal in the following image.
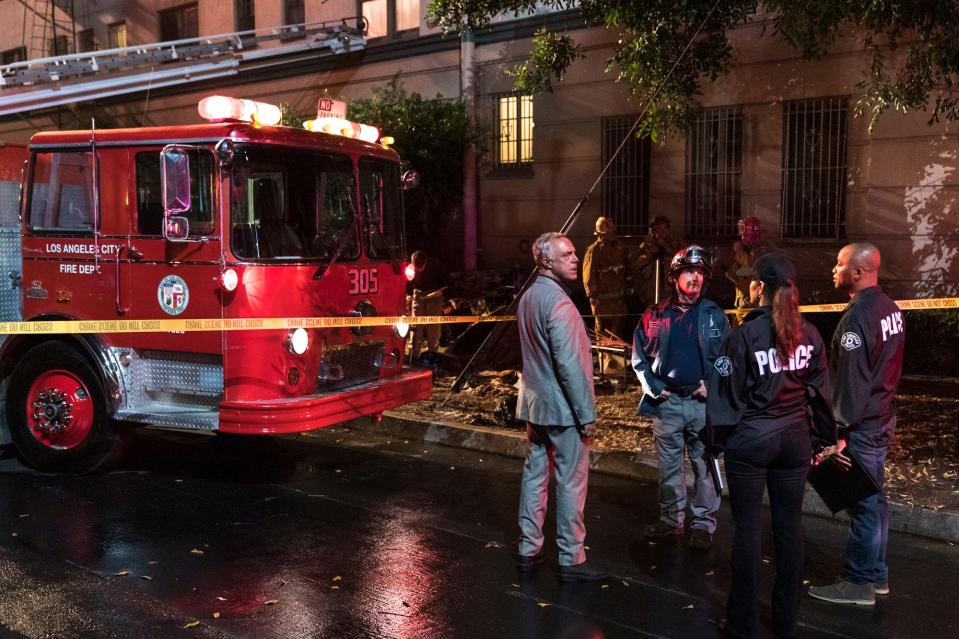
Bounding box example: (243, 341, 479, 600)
(714, 355, 732, 377)
(840, 332, 862, 351)
(158, 275, 189, 315)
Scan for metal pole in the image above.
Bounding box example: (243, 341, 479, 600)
(654, 258, 661, 304)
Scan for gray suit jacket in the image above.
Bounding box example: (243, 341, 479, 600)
(516, 275, 597, 427)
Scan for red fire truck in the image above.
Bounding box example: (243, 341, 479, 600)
(0, 96, 432, 473)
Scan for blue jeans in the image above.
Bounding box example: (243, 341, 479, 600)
(845, 418, 894, 585)
(725, 424, 811, 639)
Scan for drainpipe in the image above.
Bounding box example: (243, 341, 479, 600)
(461, 28, 478, 271)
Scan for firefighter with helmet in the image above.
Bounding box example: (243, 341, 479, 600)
(583, 216, 631, 372)
(633, 215, 683, 310)
(631, 244, 729, 548)
(727, 216, 775, 310)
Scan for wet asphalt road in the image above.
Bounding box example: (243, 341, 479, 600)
(0, 426, 956, 639)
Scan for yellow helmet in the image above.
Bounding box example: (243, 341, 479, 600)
(595, 216, 615, 235)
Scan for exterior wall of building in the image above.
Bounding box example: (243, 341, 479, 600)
(0, 3, 955, 299)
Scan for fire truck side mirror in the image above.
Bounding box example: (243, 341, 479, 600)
(161, 147, 192, 214)
(401, 170, 420, 191)
(165, 215, 190, 241)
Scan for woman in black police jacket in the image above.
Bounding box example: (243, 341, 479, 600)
(707, 253, 836, 639)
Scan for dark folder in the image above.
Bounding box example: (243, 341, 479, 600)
(807, 448, 880, 514)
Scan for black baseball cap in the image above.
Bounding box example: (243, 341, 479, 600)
(751, 253, 796, 290)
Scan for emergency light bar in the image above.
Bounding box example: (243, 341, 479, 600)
(198, 95, 282, 126)
(303, 117, 380, 143)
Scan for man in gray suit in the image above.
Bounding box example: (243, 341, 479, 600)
(515, 231, 607, 582)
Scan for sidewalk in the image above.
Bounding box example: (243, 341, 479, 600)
(347, 412, 959, 544)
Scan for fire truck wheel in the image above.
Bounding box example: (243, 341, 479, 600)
(7, 341, 125, 474)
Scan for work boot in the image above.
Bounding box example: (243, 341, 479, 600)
(515, 550, 545, 572)
(688, 528, 713, 549)
(556, 560, 608, 583)
(808, 579, 875, 606)
(643, 520, 683, 538)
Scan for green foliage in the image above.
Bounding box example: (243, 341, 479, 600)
(347, 79, 479, 252)
(428, 0, 959, 136)
(506, 28, 583, 93)
(279, 103, 308, 129)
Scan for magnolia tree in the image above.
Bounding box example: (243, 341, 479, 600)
(427, 0, 959, 135)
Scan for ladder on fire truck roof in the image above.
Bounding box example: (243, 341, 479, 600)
(0, 18, 366, 118)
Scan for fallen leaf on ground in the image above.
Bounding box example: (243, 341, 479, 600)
(212, 612, 220, 619)
(190, 549, 204, 555)
(182, 621, 199, 628)
(114, 571, 129, 576)
(264, 599, 279, 605)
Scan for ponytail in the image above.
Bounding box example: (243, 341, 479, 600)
(771, 278, 802, 362)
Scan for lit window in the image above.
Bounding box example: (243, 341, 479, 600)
(494, 94, 534, 168)
(396, 0, 418, 31)
(361, 0, 419, 39)
(108, 22, 127, 49)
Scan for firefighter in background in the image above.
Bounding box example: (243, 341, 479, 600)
(409, 250, 448, 360)
(632, 215, 683, 311)
(583, 217, 630, 372)
(726, 216, 775, 310)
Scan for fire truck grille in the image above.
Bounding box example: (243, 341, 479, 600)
(316, 341, 385, 392)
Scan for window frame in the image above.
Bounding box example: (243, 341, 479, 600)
(600, 114, 650, 236)
(780, 97, 849, 240)
(26, 150, 99, 235)
(107, 21, 127, 49)
(358, 0, 420, 40)
(135, 149, 216, 238)
(685, 106, 743, 238)
(490, 92, 534, 175)
(1, 46, 26, 65)
(159, 2, 199, 42)
(235, 0, 256, 33)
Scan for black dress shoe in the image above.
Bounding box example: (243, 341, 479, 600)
(557, 560, 608, 582)
(515, 550, 546, 572)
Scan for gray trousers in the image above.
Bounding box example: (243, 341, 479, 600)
(517, 423, 591, 566)
(651, 394, 720, 532)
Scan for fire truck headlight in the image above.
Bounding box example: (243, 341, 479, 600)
(287, 328, 309, 355)
(393, 318, 410, 339)
(219, 268, 239, 292)
(403, 262, 416, 282)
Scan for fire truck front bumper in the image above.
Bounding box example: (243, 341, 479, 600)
(218, 367, 433, 435)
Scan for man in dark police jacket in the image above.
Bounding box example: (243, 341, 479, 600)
(808, 242, 905, 607)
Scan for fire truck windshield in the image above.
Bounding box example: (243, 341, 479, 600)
(359, 157, 405, 260)
(230, 145, 360, 261)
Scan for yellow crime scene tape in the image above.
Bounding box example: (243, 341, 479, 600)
(0, 297, 953, 335)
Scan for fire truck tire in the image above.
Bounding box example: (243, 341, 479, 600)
(6, 341, 125, 474)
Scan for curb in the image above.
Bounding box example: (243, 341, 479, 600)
(347, 412, 959, 544)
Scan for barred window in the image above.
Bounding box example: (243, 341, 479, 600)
(493, 93, 534, 169)
(601, 115, 650, 236)
(685, 107, 742, 236)
(781, 98, 848, 238)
